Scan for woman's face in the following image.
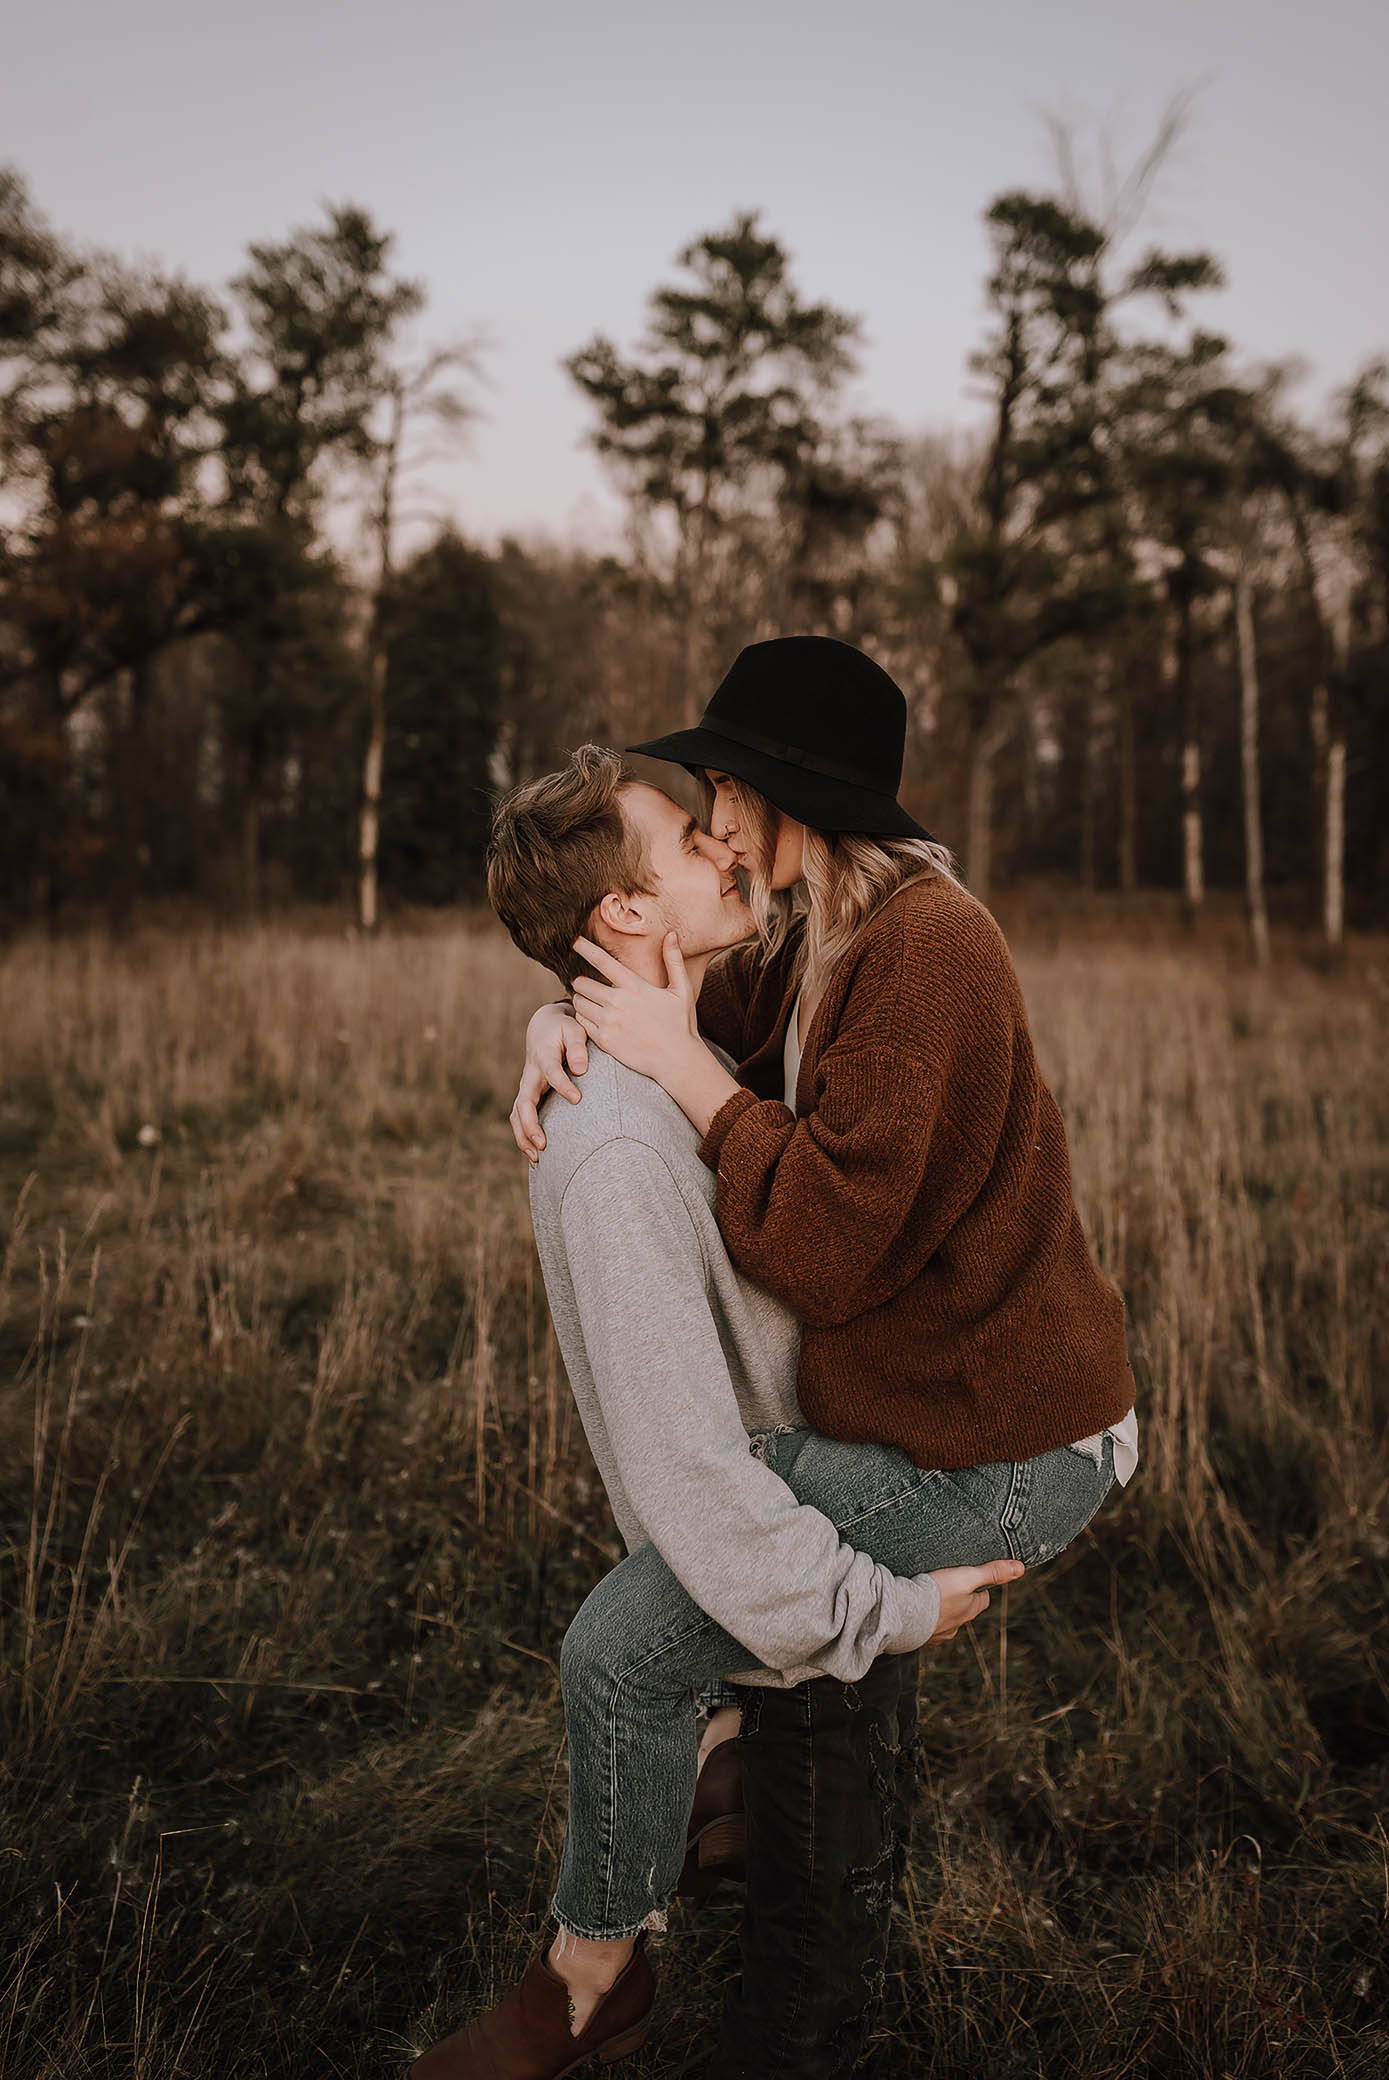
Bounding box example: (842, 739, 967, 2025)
(705, 772, 805, 892)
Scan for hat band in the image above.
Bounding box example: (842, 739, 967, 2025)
(703, 714, 898, 797)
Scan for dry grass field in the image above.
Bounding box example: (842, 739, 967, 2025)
(1, 913, 1386, 2079)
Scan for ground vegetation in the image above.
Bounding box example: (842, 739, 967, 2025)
(0, 913, 1385, 2078)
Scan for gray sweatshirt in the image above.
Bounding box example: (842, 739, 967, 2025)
(528, 1042, 942, 1684)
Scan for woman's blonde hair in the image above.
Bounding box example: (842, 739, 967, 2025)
(700, 775, 959, 1005)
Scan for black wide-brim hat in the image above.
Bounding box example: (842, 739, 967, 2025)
(628, 635, 930, 840)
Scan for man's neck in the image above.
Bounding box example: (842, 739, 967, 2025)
(605, 939, 711, 998)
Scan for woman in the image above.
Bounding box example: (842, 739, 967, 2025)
(477, 637, 1136, 2074)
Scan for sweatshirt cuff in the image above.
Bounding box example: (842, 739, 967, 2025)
(697, 1087, 760, 1170)
(881, 1572, 941, 1656)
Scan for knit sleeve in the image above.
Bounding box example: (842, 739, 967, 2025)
(698, 1044, 980, 1327)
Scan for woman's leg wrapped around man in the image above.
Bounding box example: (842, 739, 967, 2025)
(551, 1429, 1114, 1943)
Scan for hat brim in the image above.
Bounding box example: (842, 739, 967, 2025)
(627, 725, 930, 841)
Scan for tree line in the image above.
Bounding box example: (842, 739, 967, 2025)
(1, 162, 1385, 945)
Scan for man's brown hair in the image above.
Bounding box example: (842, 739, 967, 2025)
(486, 745, 653, 987)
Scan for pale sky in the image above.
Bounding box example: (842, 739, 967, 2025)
(6, 0, 1387, 551)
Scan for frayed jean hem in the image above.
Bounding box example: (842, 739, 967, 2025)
(549, 1898, 668, 1943)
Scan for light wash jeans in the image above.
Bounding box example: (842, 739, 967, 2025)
(551, 1427, 1115, 1939)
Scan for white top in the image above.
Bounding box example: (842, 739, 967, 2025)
(781, 987, 1138, 1489)
(781, 983, 809, 1105)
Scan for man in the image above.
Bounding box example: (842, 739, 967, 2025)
(409, 747, 1016, 2080)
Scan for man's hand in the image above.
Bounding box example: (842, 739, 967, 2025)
(927, 1557, 1023, 1642)
(510, 1002, 589, 1162)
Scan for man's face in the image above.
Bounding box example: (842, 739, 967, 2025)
(617, 783, 754, 958)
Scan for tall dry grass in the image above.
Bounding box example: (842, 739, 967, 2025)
(1, 916, 1386, 2078)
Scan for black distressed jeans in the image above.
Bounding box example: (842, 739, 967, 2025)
(702, 1651, 920, 2080)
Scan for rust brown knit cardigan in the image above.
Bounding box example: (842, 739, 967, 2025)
(696, 872, 1134, 1471)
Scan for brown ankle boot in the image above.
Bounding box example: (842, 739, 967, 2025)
(408, 1932, 654, 2078)
(674, 1737, 746, 1898)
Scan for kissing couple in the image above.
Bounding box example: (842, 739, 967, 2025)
(409, 636, 1137, 2079)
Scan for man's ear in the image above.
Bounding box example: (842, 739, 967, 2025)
(594, 889, 650, 939)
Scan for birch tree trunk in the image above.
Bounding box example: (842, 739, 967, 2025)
(1079, 686, 1099, 894)
(1307, 677, 1347, 954)
(1234, 563, 1271, 968)
(358, 653, 386, 934)
(1324, 578, 1351, 957)
(358, 381, 403, 935)
(681, 490, 714, 728)
(1175, 583, 1203, 930)
(1287, 497, 1349, 957)
(242, 716, 266, 917)
(1324, 737, 1346, 954)
(108, 660, 152, 937)
(1115, 665, 1138, 905)
(1181, 742, 1203, 922)
(1309, 674, 1329, 868)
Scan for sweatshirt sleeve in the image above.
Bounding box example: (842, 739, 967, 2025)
(558, 1137, 941, 1678)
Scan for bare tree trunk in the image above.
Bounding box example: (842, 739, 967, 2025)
(1309, 678, 1329, 831)
(242, 797, 261, 917)
(1234, 565, 1271, 968)
(1289, 495, 1347, 956)
(1307, 675, 1347, 955)
(107, 666, 140, 937)
(1115, 668, 1137, 905)
(1325, 736, 1346, 953)
(1079, 687, 1099, 894)
(242, 714, 266, 917)
(1324, 580, 1351, 958)
(680, 497, 711, 728)
(1175, 584, 1203, 930)
(358, 652, 386, 934)
(34, 663, 67, 934)
(1181, 742, 1203, 923)
(359, 382, 404, 935)
(1288, 495, 1350, 957)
